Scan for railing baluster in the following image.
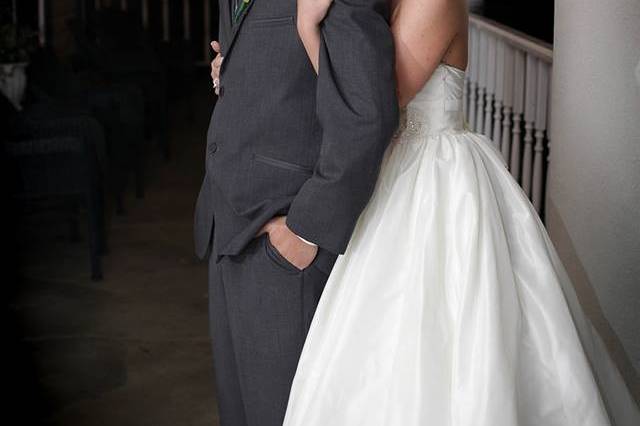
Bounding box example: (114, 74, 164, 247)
(468, 14, 553, 212)
(522, 54, 538, 196)
(546, 93, 553, 165)
(463, 75, 469, 120)
(501, 43, 515, 163)
(492, 39, 505, 148)
(183, 0, 191, 41)
(476, 31, 488, 134)
(484, 35, 497, 140)
(142, 0, 149, 29)
(38, 0, 46, 46)
(468, 26, 479, 130)
(532, 61, 550, 212)
(510, 50, 526, 181)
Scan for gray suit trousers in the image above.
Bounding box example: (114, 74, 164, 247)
(208, 235, 335, 426)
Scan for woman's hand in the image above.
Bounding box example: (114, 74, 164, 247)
(210, 41, 223, 95)
(296, 0, 333, 73)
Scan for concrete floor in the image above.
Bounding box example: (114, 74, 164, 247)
(8, 85, 219, 425)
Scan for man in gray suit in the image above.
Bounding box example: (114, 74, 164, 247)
(193, 0, 398, 424)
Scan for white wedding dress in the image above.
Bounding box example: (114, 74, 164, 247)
(283, 65, 640, 426)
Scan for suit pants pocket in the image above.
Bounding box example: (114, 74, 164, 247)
(219, 235, 330, 361)
(264, 234, 301, 274)
(218, 238, 329, 426)
(221, 238, 304, 359)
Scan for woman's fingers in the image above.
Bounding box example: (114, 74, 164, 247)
(210, 56, 223, 78)
(210, 40, 221, 54)
(209, 41, 222, 76)
(211, 41, 223, 67)
(210, 57, 222, 78)
(210, 41, 224, 95)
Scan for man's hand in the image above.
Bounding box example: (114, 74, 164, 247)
(259, 216, 318, 271)
(210, 41, 223, 95)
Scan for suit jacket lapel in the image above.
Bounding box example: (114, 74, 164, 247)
(222, 0, 256, 67)
(218, 0, 233, 55)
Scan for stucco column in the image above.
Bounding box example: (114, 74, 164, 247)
(547, 0, 640, 392)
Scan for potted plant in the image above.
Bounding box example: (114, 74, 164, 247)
(0, 22, 37, 110)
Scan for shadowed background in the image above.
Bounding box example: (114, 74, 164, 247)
(2, 1, 637, 425)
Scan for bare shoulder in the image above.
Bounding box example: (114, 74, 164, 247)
(391, 0, 468, 73)
(392, 0, 468, 105)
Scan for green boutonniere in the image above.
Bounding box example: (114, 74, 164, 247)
(233, 0, 252, 24)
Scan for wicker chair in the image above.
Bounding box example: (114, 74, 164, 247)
(5, 105, 108, 281)
(27, 48, 147, 212)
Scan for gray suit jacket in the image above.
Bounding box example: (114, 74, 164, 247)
(194, 0, 398, 259)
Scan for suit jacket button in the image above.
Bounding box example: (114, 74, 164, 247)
(209, 143, 218, 154)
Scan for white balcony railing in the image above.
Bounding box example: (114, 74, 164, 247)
(466, 14, 554, 214)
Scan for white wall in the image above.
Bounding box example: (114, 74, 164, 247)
(548, 0, 640, 392)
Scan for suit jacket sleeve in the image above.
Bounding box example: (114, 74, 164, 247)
(286, 0, 399, 255)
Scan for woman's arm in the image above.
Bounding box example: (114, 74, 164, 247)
(392, 0, 466, 107)
(297, 0, 333, 73)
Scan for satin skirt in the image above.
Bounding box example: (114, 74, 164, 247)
(283, 129, 640, 426)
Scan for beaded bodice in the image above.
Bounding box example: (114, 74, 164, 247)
(394, 65, 467, 141)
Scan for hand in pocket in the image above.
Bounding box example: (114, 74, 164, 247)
(258, 216, 318, 270)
